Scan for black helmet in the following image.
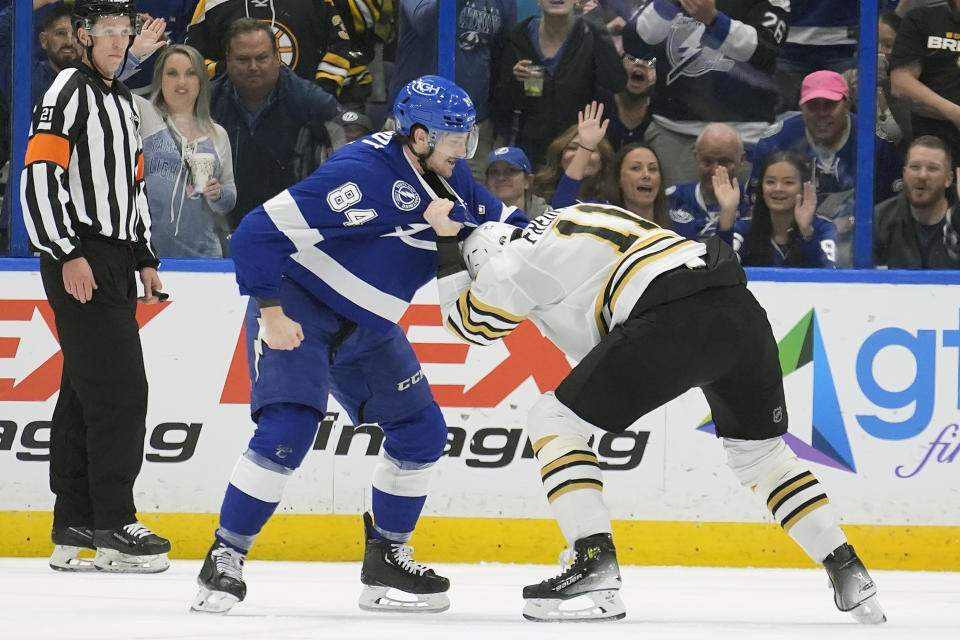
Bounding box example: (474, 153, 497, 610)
(72, 0, 138, 32)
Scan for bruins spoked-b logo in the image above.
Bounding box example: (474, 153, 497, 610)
(392, 181, 421, 211)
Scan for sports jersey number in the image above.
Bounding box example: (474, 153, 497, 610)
(38, 107, 54, 123)
(361, 131, 395, 150)
(343, 209, 378, 226)
(555, 220, 642, 254)
(326, 182, 362, 212)
(761, 12, 787, 45)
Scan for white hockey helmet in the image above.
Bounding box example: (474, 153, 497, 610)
(461, 222, 520, 278)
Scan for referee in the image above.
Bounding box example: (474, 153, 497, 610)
(20, 0, 170, 574)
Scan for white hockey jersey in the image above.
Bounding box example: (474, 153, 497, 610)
(438, 203, 708, 361)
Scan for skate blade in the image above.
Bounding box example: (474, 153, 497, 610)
(358, 585, 450, 613)
(850, 595, 887, 624)
(191, 585, 241, 614)
(94, 549, 170, 574)
(523, 590, 626, 622)
(49, 545, 97, 572)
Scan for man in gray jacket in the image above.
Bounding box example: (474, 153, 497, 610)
(874, 135, 960, 269)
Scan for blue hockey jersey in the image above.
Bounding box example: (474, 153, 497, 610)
(733, 215, 838, 268)
(230, 132, 528, 332)
(749, 113, 903, 212)
(666, 181, 750, 243)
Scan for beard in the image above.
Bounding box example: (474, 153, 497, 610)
(49, 48, 80, 70)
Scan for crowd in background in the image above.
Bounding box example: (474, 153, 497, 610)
(3, 0, 960, 269)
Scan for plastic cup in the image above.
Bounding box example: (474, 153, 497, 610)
(524, 65, 545, 97)
(187, 152, 215, 198)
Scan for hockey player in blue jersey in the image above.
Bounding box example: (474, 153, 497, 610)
(190, 75, 528, 615)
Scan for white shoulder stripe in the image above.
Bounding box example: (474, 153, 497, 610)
(294, 247, 410, 324)
(263, 190, 408, 323)
(721, 19, 759, 63)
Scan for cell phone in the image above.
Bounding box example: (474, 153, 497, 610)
(153, 290, 170, 302)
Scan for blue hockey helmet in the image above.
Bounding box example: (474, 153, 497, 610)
(394, 75, 479, 159)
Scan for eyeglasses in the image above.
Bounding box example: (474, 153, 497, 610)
(623, 54, 656, 67)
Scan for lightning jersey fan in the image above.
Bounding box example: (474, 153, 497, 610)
(623, 0, 789, 124)
(439, 203, 709, 361)
(231, 130, 526, 333)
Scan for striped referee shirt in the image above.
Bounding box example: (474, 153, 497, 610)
(20, 62, 158, 268)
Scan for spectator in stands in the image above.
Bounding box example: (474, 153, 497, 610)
(604, 142, 670, 228)
(138, 45, 235, 258)
(600, 51, 655, 150)
(874, 135, 960, 269)
(328, 0, 382, 100)
(533, 105, 615, 207)
(0, 0, 166, 254)
(735, 151, 837, 268)
(484, 146, 549, 218)
(390, 1, 515, 179)
(210, 18, 338, 239)
(668, 123, 748, 242)
(187, 0, 368, 102)
(774, 0, 858, 112)
(327, 109, 374, 155)
(890, 0, 960, 169)
(623, 0, 789, 188)
(494, 0, 625, 169)
(116, 1, 200, 91)
(843, 10, 910, 147)
(750, 71, 903, 267)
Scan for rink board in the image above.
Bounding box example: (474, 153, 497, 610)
(1, 263, 960, 568)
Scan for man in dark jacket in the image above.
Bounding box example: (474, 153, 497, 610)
(874, 135, 960, 269)
(210, 18, 338, 239)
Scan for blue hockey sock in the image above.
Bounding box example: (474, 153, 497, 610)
(370, 487, 427, 542)
(216, 483, 280, 552)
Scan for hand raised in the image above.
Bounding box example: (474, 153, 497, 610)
(577, 101, 609, 152)
(711, 165, 741, 212)
(795, 181, 817, 236)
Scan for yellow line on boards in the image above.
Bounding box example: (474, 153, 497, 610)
(2, 512, 958, 570)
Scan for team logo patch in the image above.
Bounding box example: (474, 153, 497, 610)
(392, 181, 421, 211)
(669, 208, 695, 224)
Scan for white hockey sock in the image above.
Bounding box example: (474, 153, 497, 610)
(724, 437, 846, 563)
(535, 434, 612, 546)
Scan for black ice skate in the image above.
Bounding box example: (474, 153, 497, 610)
(823, 543, 886, 624)
(522, 533, 625, 622)
(191, 540, 247, 614)
(92, 521, 171, 573)
(49, 526, 96, 572)
(358, 511, 450, 613)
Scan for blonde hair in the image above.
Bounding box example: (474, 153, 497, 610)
(149, 44, 216, 137)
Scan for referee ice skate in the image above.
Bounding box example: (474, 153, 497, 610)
(20, 0, 170, 573)
(425, 202, 886, 624)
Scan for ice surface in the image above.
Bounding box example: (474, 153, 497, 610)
(0, 558, 955, 639)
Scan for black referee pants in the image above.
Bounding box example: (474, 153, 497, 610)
(40, 239, 148, 531)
